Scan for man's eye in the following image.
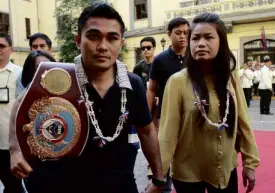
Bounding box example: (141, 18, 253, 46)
(88, 35, 99, 40)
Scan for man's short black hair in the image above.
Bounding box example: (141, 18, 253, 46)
(78, 2, 125, 36)
(168, 17, 189, 32)
(140, 37, 156, 47)
(29, 33, 52, 48)
(0, 33, 12, 46)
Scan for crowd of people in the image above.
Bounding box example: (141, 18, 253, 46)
(239, 56, 275, 114)
(0, 2, 261, 193)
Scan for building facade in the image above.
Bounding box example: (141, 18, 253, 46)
(0, 0, 59, 65)
(110, 0, 275, 71)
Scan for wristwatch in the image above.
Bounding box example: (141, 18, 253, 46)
(152, 176, 167, 187)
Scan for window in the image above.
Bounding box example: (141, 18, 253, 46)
(25, 18, 31, 39)
(0, 13, 10, 34)
(135, 0, 148, 20)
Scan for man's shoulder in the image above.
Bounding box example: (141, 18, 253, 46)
(133, 60, 144, 70)
(127, 72, 145, 91)
(127, 72, 143, 84)
(154, 50, 169, 61)
(9, 63, 22, 74)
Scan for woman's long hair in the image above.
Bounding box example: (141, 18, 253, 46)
(21, 50, 56, 88)
(185, 13, 236, 136)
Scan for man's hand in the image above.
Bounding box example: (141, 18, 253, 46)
(11, 150, 33, 179)
(242, 167, 256, 193)
(145, 182, 162, 193)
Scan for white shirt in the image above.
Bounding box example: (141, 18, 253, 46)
(272, 70, 275, 84)
(0, 61, 22, 150)
(258, 65, 273, 90)
(239, 68, 254, 88)
(253, 70, 261, 84)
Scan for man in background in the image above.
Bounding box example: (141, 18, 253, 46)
(258, 55, 273, 115)
(0, 33, 23, 193)
(133, 37, 156, 89)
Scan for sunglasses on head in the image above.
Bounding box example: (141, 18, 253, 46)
(141, 46, 152, 51)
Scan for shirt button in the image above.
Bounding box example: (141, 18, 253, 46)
(218, 165, 222, 169)
(218, 151, 223, 155)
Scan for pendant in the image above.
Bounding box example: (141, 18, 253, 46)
(119, 111, 129, 122)
(93, 136, 107, 148)
(218, 123, 229, 131)
(77, 96, 85, 106)
(98, 139, 107, 148)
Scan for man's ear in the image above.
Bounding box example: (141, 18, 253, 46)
(120, 39, 125, 51)
(74, 34, 81, 49)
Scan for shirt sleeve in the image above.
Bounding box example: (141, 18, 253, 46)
(245, 70, 254, 80)
(232, 70, 260, 169)
(158, 73, 183, 175)
(132, 75, 152, 128)
(149, 57, 160, 81)
(16, 73, 25, 98)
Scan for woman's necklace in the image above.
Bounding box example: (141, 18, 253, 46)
(83, 87, 128, 147)
(193, 89, 230, 131)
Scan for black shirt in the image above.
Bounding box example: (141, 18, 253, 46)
(150, 46, 185, 118)
(78, 72, 152, 175)
(133, 59, 151, 89)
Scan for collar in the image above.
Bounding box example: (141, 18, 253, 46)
(168, 46, 184, 60)
(74, 55, 132, 90)
(0, 61, 14, 72)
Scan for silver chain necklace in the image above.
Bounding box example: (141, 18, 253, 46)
(83, 87, 128, 147)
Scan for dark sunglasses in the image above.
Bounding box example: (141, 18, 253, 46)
(141, 46, 153, 51)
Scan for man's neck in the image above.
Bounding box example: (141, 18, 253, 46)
(85, 65, 116, 98)
(171, 45, 186, 56)
(0, 60, 9, 69)
(144, 56, 154, 64)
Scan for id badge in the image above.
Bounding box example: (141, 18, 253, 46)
(0, 87, 9, 104)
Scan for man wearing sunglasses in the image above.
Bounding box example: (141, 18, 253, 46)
(0, 33, 23, 193)
(133, 37, 156, 90)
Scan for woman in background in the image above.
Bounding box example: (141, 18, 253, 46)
(16, 50, 56, 96)
(152, 13, 259, 193)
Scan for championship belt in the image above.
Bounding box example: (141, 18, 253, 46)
(16, 62, 89, 162)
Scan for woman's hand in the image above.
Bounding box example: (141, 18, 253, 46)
(242, 167, 256, 193)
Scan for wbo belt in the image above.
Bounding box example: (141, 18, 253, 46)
(16, 62, 89, 162)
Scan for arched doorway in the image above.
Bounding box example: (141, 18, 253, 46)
(244, 39, 275, 63)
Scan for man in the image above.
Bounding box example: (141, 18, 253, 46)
(258, 55, 273, 115)
(147, 17, 189, 193)
(133, 37, 156, 89)
(0, 33, 23, 193)
(271, 65, 275, 96)
(16, 33, 52, 96)
(239, 63, 254, 107)
(29, 33, 52, 53)
(10, 3, 164, 193)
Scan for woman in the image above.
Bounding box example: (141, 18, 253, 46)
(16, 50, 56, 95)
(155, 13, 259, 193)
(21, 51, 56, 88)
